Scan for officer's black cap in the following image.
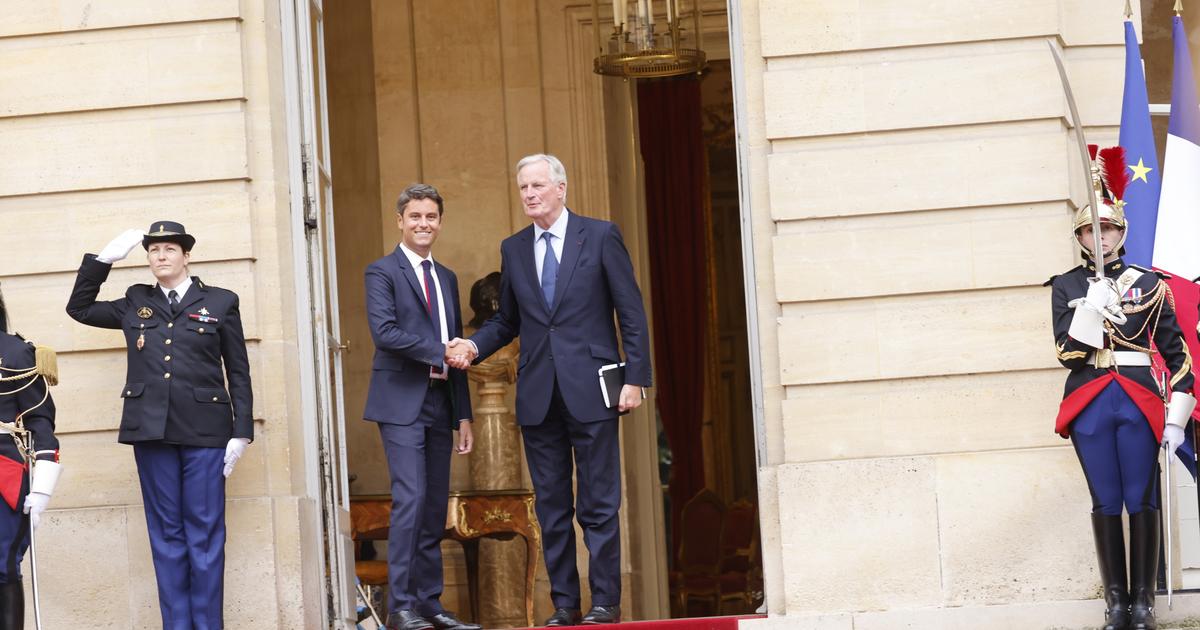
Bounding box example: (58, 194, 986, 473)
(142, 220, 196, 252)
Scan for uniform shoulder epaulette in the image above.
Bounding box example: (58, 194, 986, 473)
(1044, 266, 1082, 287)
(1130, 264, 1171, 280)
(12, 331, 27, 342)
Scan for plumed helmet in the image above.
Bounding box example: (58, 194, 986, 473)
(1072, 145, 1129, 256)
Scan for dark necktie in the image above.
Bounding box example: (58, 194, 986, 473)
(421, 260, 443, 375)
(168, 289, 179, 315)
(540, 232, 558, 309)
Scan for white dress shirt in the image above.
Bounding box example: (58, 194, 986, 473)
(399, 243, 450, 378)
(533, 209, 570, 283)
(160, 276, 193, 304)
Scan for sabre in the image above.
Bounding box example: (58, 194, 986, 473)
(1046, 40, 1105, 279)
(1163, 439, 1174, 609)
(25, 436, 43, 630)
(1161, 371, 1175, 609)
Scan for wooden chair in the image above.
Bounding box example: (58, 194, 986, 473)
(668, 489, 726, 617)
(717, 498, 762, 614)
(350, 497, 392, 599)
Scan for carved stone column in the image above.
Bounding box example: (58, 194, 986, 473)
(467, 341, 528, 627)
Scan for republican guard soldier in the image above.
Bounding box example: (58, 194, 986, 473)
(0, 285, 62, 630)
(66, 222, 253, 630)
(1049, 146, 1195, 630)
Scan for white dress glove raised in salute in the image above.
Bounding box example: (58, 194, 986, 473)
(96, 228, 147, 264)
(223, 438, 251, 478)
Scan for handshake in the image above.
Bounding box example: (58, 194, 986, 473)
(444, 338, 478, 370)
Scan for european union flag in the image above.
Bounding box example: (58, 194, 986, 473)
(1118, 19, 1162, 267)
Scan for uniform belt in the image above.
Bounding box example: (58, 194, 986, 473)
(1087, 351, 1152, 367)
(428, 378, 448, 389)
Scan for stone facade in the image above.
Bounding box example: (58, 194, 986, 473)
(2, 0, 1190, 628)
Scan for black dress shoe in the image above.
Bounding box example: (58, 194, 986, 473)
(544, 607, 583, 626)
(425, 611, 482, 630)
(581, 605, 620, 625)
(387, 609, 435, 630)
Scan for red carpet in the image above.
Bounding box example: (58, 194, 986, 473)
(515, 615, 765, 629)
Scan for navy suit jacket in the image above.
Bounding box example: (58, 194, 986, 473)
(363, 248, 471, 427)
(471, 212, 651, 424)
(66, 255, 254, 447)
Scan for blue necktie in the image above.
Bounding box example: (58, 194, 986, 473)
(421, 260, 443, 374)
(168, 289, 179, 315)
(540, 232, 558, 309)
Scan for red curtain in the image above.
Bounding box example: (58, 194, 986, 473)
(637, 76, 709, 558)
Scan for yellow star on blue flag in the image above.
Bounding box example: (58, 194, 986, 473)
(1128, 158, 1153, 183)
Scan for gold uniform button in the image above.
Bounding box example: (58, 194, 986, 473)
(165, 339, 172, 345)
(165, 355, 171, 361)
(164, 372, 171, 379)
(212, 397, 219, 402)
(126, 390, 131, 396)
(167, 322, 174, 328)
(199, 327, 205, 333)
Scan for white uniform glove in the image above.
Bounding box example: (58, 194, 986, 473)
(1164, 392, 1197, 454)
(96, 228, 147, 264)
(23, 492, 50, 530)
(1164, 424, 1186, 454)
(1084, 278, 1119, 312)
(224, 438, 251, 478)
(24, 460, 62, 530)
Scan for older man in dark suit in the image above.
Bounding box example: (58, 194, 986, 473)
(363, 184, 479, 630)
(451, 154, 651, 626)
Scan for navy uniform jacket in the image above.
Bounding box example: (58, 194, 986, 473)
(471, 212, 652, 424)
(363, 249, 472, 427)
(66, 254, 253, 448)
(0, 333, 58, 508)
(1049, 258, 1195, 437)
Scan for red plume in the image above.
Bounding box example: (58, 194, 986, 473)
(1088, 144, 1099, 160)
(1098, 146, 1129, 204)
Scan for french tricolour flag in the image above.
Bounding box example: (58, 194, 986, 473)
(1120, 15, 1200, 478)
(1152, 15, 1200, 279)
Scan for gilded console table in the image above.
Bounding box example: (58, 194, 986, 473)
(444, 489, 541, 628)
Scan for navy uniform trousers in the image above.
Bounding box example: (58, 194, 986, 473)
(378, 382, 454, 616)
(0, 475, 30, 585)
(1071, 380, 1160, 515)
(134, 443, 226, 628)
(522, 381, 622, 609)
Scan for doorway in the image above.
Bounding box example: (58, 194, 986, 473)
(306, 0, 759, 625)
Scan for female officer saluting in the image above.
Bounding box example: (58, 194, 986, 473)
(0, 284, 61, 630)
(66, 222, 252, 630)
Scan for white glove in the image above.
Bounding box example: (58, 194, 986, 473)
(1164, 424, 1187, 454)
(1084, 278, 1119, 312)
(23, 492, 50, 530)
(223, 437, 250, 478)
(96, 228, 147, 264)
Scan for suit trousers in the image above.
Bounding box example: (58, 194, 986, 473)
(377, 384, 453, 615)
(133, 442, 227, 630)
(0, 473, 29, 584)
(521, 382, 622, 608)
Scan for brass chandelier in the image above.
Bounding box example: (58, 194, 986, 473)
(591, 0, 707, 79)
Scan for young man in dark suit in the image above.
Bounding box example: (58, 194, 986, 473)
(363, 184, 479, 630)
(450, 154, 652, 626)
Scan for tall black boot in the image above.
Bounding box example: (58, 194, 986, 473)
(1092, 513, 1131, 630)
(1129, 510, 1160, 630)
(0, 579, 24, 630)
